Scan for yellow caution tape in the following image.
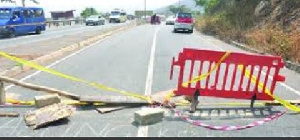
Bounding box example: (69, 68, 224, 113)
(1, 50, 299, 112)
(0, 51, 152, 103)
(238, 65, 300, 113)
(182, 51, 231, 87)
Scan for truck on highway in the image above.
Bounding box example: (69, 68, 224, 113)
(109, 9, 127, 23)
(0, 6, 46, 38)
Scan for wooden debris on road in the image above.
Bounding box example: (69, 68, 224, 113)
(24, 103, 74, 129)
(34, 94, 61, 108)
(80, 95, 149, 105)
(96, 106, 128, 114)
(0, 75, 80, 100)
(0, 112, 19, 117)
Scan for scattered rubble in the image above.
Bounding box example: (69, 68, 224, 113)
(34, 94, 61, 108)
(134, 108, 165, 125)
(24, 103, 74, 129)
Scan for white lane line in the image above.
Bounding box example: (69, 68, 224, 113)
(197, 34, 300, 96)
(137, 27, 160, 137)
(4, 32, 113, 91)
(144, 27, 160, 96)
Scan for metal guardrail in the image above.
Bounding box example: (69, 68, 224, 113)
(45, 19, 85, 28)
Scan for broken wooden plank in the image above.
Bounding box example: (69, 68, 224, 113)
(34, 94, 61, 108)
(96, 106, 128, 114)
(24, 103, 74, 129)
(80, 95, 149, 104)
(0, 112, 19, 117)
(0, 81, 5, 104)
(0, 75, 80, 100)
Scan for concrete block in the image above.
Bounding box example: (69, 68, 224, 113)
(34, 94, 61, 108)
(134, 108, 164, 125)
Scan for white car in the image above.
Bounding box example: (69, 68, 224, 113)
(166, 15, 175, 25)
(85, 15, 105, 26)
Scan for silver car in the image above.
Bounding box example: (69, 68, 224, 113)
(85, 15, 105, 26)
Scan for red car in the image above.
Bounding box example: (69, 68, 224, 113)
(173, 12, 194, 33)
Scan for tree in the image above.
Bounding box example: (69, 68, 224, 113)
(168, 5, 178, 14)
(0, 0, 39, 6)
(168, 5, 191, 14)
(80, 7, 99, 18)
(194, 0, 221, 14)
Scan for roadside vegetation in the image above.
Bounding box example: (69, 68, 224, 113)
(168, 4, 201, 17)
(194, 0, 300, 63)
(80, 7, 100, 18)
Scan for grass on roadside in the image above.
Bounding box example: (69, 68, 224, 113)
(195, 16, 300, 63)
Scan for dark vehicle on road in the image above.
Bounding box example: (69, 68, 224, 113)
(150, 14, 160, 25)
(127, 14, 135, 20)
(173, 12, 194, 33)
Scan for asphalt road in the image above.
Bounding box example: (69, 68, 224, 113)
(0, 20, 128, 49)
(0, 22, 300, 137)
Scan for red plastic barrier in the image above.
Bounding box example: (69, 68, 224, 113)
(170, 48, 285, 101)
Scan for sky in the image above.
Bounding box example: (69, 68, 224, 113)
(0, 0, 181, 18)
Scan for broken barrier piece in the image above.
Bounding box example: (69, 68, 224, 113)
(0, 75, 80, 100)
(134, 108, 165, 125)
(96, 106, 128, 114)
(34, 94, 61, 108)
(24, 103, 74, 129)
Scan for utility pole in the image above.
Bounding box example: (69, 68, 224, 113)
(179, 0, 181, 13)
(144, 0, 147, 21)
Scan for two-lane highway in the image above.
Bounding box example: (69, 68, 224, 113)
(0, 22, 299, 137)
(0, 21, 129, 49)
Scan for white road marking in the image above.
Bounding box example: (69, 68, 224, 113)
(197, 34, 300, 97)
(144, 27, 160, 96)
(137, 27, 160, 137)
(4, 32, 113, 90)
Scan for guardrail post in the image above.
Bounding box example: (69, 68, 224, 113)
(0, 81, 6, 104)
